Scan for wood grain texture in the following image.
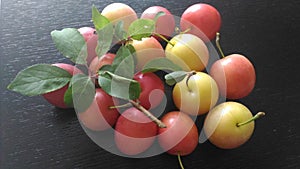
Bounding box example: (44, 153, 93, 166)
(1, 0, 300, 169)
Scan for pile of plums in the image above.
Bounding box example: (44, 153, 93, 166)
(8, 2, 265, 167)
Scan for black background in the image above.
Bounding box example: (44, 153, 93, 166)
(1, 0, 300, 168)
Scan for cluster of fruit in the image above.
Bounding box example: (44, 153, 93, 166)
(7, 2, 265, 167)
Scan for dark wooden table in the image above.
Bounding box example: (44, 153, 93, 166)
(1, 0, 299, 168)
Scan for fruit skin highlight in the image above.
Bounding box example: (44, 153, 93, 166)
(42, 63, 81, 109)
(180, 3, 221, 41)
(203, 101, 256, 149)
(158, 111, 198, 156)
(165, 33, 209, 72)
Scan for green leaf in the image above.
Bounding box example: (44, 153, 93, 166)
(98, 71, 141, 100)
(92, 5, 110, 30)
(97, 73, 112, 94)
(99, 64, 114, 73)
(51, 28, 87, 65)
(142, 57, 182, 73)
(92, 5, 113, 57)
(97, 45, 138, 100)
(114, 21, 128, 41)
(71, 74, 95, 113)
(114, 53, 134, 79)
(112, 45, 135, 78)
(7, 64, 72, 96)
(95, 24, 113, 58)
(92, 5, 114, 57)
(165, 71, 188, 86)
(128, 19, 155, 40)
(126, 44, 136, 56)
(100, 45, 136, 78)
(64, 86, 73, 107)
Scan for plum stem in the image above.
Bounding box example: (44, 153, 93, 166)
(236, 112, 266, 127)
(109, 102, 132, 109)
(216, 32, 225, 58)
(179, 27, 191, 35)
(154, 33, 175, 47)
(175, 27, 190, 35)
(177, 152, 185, 169)
(186, 71, 197, 92)
(129, 100, 166, 128)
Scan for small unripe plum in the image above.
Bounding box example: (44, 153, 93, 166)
(172, 72, 219, 116)
(165, 33, 209, 72)
(204, 102, 264, 149)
